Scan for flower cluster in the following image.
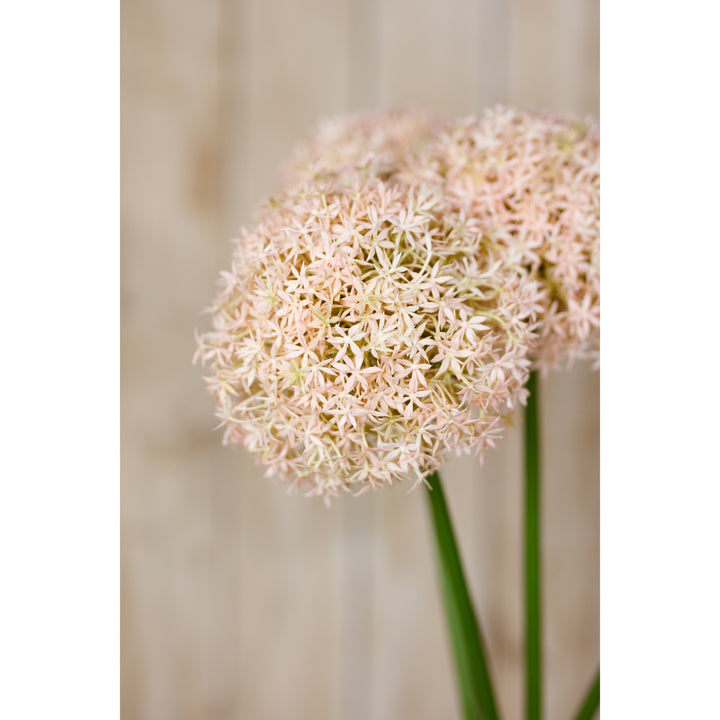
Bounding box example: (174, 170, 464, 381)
(408, 106, 600, 369)
(285, 109, 442, 187)
(196, 179, 543, 497)
(196, 106, 599, 496)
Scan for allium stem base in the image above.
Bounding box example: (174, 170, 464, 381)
(572, 670, 600, 720)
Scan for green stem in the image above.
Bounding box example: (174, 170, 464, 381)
(425, 470, 500, 720)
(525, 370, 542, 720)
(572, 671, 600, 720)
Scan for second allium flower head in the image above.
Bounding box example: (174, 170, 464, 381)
(196, 106, 599, 498)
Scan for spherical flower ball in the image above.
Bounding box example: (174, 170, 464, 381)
(285, 108, 443, 188)
(408, 105, 600, 370)
(196, 177, 544, 498)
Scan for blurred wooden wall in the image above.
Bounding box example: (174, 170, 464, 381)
(121, 0, 599, 718)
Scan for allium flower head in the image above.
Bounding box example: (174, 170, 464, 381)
(408, 106, 600, 370)
(285, 109, 443, 188)
(196, 177, 543, 497)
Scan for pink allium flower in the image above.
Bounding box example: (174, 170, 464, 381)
(408, 106, 600, 370)
(196, 178, 543, 497)
(285, 109, 443, 187)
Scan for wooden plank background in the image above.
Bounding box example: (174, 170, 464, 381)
(121, 0, 599, 717)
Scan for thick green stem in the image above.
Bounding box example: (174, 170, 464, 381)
(425, 470, 500, 720)
(572, 671, 600, 720)
(524, 371, 542, 720)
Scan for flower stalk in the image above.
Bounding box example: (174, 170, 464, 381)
(572, 670, 600, 720)
(425, 470, 500, 720)
(524, 370, 542, 720)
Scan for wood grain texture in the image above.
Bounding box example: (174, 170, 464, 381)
(121, 2, 237, 718)
(508, 0, 600, 116)
(121, 0, 599, 717)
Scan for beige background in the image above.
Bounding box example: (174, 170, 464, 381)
(121, 0, 599, 718)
